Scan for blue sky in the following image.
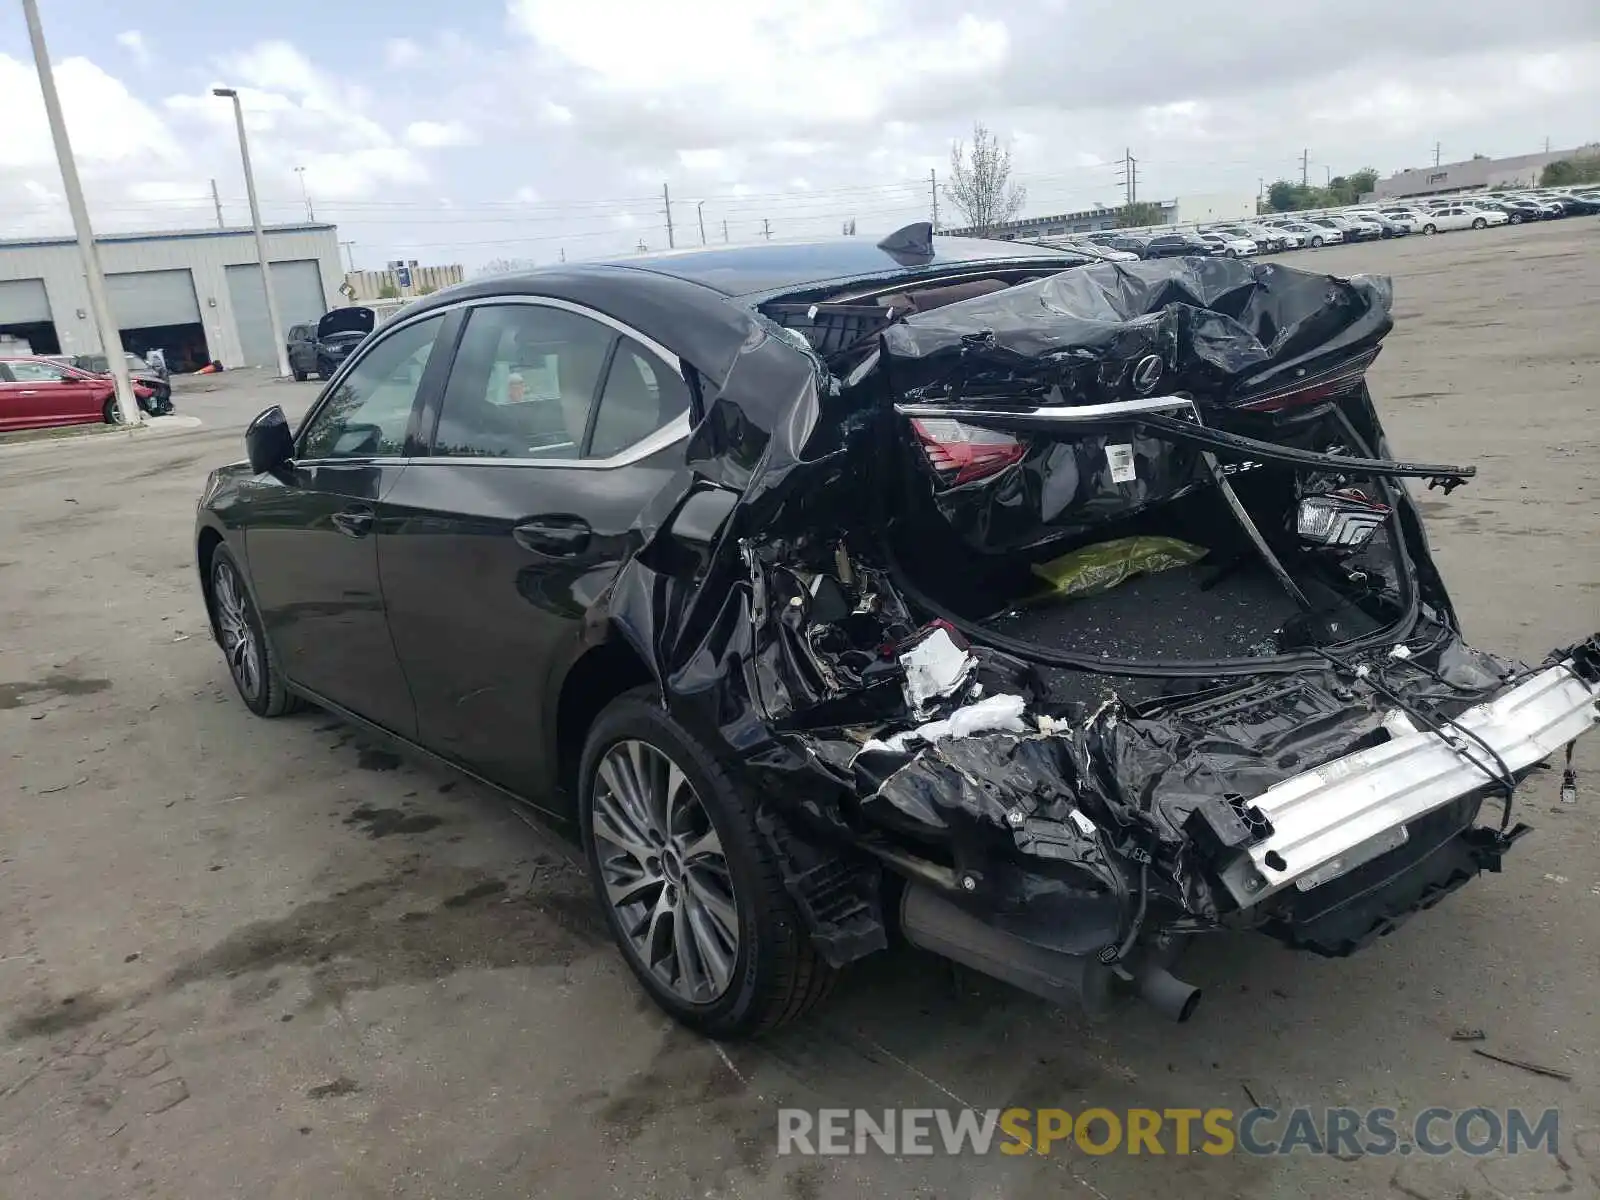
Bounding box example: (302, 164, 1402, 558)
(3, 0, 1598, 271)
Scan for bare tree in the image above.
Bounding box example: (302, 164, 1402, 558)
(944, 123, 1027, 235)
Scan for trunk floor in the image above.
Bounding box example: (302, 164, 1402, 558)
(987, 558, 1303, 673)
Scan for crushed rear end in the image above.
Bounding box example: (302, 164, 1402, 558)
(617, 247, 1600, 1022)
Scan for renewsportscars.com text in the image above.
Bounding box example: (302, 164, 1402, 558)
(777, 1106, 1560, 1158)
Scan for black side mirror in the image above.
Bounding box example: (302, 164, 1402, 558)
(245, 405, 294, 474)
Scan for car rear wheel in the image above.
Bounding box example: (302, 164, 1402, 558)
(210, 546, 297, 717)
(1422, 223, 1437, 234)
(102, 397, 121, 425)
(579, 688, 834, 1037)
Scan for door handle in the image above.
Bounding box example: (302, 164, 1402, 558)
(331, 506, 375, 538)
(513, 516, 592, 557)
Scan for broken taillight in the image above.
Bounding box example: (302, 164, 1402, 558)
(1297, 488, 1390, 549)
(1235, 347, 1381, 412)
(911, 418, 1026, 485)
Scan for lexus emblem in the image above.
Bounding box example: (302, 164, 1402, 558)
(1132, 354, 1164, 394)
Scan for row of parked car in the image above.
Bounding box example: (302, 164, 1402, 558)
(1053, 186, 1600, 260)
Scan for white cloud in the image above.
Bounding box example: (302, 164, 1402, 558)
(385, 38, 422, 68)
(514, 185, 540, 202)
(116, 31, 151, 68)
(405, 120, 477, 148)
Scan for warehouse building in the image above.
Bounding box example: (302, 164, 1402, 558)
(944, 193, 1256, 240)
(0, 223, 343, 371)
(1371, 145, 1600, 199)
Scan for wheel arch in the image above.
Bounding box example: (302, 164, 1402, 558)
(554, 634, 657, 799)
(196, 524, 227, 638)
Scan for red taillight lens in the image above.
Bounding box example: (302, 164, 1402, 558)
(911, 417, 1027, 485)
(1235, 347, 1381, 412)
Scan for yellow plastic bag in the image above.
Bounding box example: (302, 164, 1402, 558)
(1030, 536, 1208, 600)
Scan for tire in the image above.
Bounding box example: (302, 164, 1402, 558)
(579, 688, 834, 1038)
(1510, 214, 1522, 224)
(1471, 217, 1487, 230)
(1310, 236, 1323, 248)
(209, 545, 298, 718)
(1422, 223, 1437, 235)
(102, 397, 121, 425)
(293, 367, 307, 382)
(1225, 248, 1238, 258)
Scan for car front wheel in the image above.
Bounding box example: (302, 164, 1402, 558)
(210, 545, 297, 717)
(1310, 236, 1323, 248)
(1422, 223, 1437, 234)
(579, 689, 834, 1037)
(1472, 217, 1487, 230)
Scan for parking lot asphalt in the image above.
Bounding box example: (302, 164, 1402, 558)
(2, 219, 1597, 1200)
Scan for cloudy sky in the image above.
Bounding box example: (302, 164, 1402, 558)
(2, 0, 1597, 269)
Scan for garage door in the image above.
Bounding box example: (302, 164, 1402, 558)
(226, 260, 327, 367)
(105, 269, 201, 327)
(0, 278, 52, 324)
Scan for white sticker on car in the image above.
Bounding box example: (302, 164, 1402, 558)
(1106, 444, 1136, 483)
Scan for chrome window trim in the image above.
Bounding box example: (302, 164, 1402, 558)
(295, 292, 689, 470)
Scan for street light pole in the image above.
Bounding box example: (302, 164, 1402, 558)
(696, 201, 706, 246)
(21, 0, 140, 424)
(215, 88, 289, 377)
(294, 166, 315, 220)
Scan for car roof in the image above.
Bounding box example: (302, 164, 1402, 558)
(400, 233, 1088, 390)
(594, 234, 1071, 299)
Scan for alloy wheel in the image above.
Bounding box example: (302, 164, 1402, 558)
(213, 560, 263, 703)
(591, 739, 740, 1004)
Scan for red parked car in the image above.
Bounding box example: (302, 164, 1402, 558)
(0, 356, 151, 431)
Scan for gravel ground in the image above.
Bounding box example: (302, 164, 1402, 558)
(1, 219, 1597, 1199)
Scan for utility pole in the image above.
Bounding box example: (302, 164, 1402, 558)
(210, 178, 224, 229)
(21, 0, 139, 423)
(559, 247, 565, 263)
(216, 87, 289, 377)
(1301, 148, 1310, 187)
(339, 240, 356, 271)
(929, 168, 939, 231)
(762, 218, 771, 240)
(1325, 165, 1332, 186)
(294, 166, 315, 220)
(662, 183, 674, 249)
(1116, 148, 1139, 206)
(1434, 141, 1441, 167)
(722, 219, 729, 243)
(696, 201, 706, 246)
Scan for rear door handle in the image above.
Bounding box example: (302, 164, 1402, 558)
(331, 505, 375, 538)
(513, 516, 592, 557)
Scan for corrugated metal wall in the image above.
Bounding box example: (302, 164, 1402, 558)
(342, 264, 464, 302)
(0, 226, 342, 366)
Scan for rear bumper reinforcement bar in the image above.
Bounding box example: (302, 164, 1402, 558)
(1221, 661, 1600, 906)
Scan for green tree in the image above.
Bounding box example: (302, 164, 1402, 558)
(1267, 180, 1299, 212)
(1116, 201, 1164, 227)
(1541, 158, 1600, 186)
(377, 283, 400, 299)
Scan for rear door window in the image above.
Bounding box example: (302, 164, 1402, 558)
(586, 338, 690, 459)
(428, 304, 615, 459)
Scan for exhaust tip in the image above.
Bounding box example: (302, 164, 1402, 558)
(1131, 959, 1203, 1023)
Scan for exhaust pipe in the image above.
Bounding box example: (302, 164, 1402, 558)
(900, 884, 1111, 1013)
(1126, 956, 1202, 1023)
(900, 883, 1203, 1022)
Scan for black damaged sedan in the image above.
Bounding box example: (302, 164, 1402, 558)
(196, 228, 1600, 1037)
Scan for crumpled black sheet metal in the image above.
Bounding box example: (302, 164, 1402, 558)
(597, 255, 1458, 965)
(884, 257, 1392, 407)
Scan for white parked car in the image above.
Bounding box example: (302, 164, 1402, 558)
(1271, 220, 1341, 247)
(1200, 232, 1258, 257)
(1415, 203, 1509, 233)
(1376, 207, 1429, 232)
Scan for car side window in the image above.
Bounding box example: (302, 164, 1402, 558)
(586, 338, 690, 459)
(8, 360, 60, 382)
(298, 314, 443, 460)
(429, 304, 614, 459)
